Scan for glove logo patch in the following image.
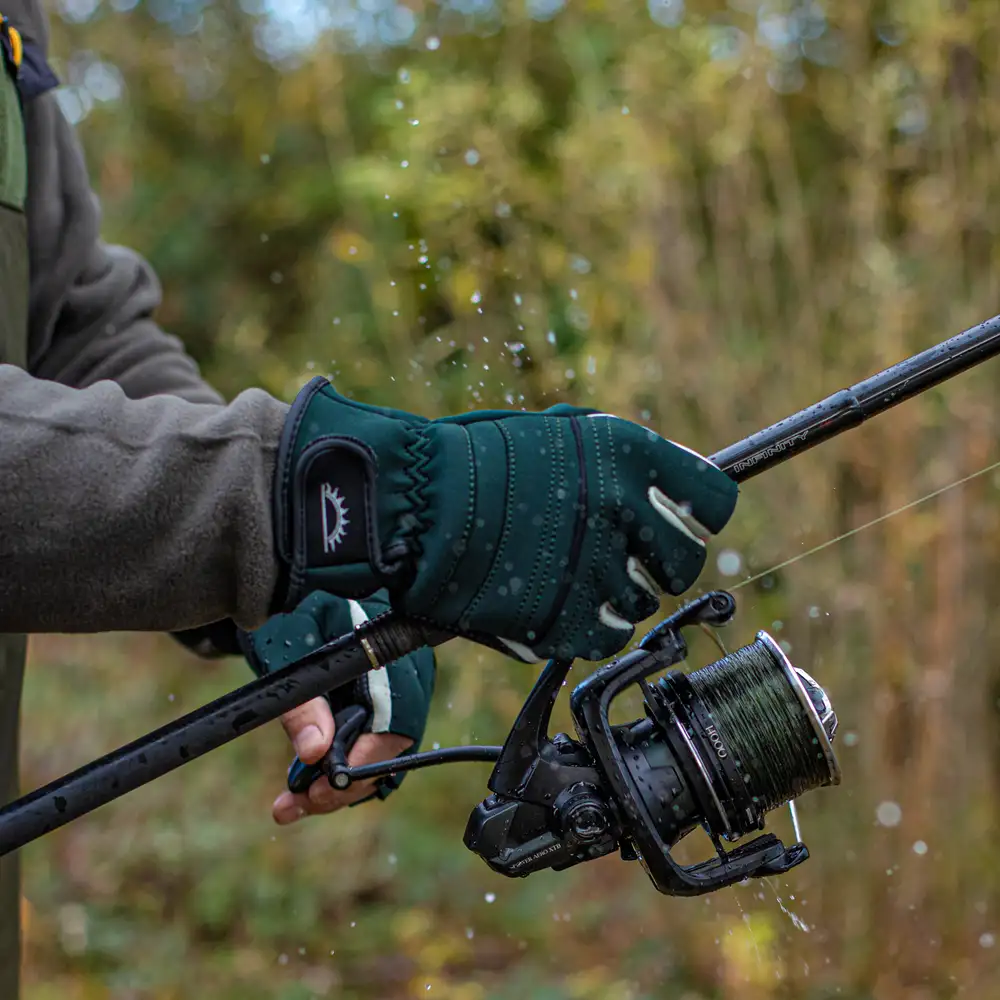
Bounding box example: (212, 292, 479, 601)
(296, 438, 379, 575)
(321, 484, 350, 554)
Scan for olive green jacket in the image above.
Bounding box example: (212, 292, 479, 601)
(1, 1, 291, 991)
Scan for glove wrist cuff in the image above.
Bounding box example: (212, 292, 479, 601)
(272, 378, 420, 609)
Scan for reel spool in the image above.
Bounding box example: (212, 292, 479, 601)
(465, 591, 841, 896)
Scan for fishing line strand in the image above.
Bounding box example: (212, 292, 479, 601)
(730, 456, 1000, 591)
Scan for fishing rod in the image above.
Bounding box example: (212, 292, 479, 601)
(2, 312, 1000, 895)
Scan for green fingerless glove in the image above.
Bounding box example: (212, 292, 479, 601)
(239, 590, 436, 800)
(273, 378, 738, 662)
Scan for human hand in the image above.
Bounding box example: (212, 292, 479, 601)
(271, 696, 413, 823)
(272, 379, 739, 662)
(238, 590, 435, 819)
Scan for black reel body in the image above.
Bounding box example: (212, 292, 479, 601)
(463, 591, 841, 896)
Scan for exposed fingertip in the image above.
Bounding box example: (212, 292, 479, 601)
(293, 724, 326, 763)
(272, 792, 308, 825)
(274, 805, 307, 826)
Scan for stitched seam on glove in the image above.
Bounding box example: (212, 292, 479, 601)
(520, 414, 560, 632)
(399, 424, 432, 554)
(603, 415, 625, 621)
(536, 415, 589, 642)
(424, 422, 478, 611)
(565, 415, 610, 649)
(461, 420, 516, 627)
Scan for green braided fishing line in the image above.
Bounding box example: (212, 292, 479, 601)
(688, 641, 830, 814)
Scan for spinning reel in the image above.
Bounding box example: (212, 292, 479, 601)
(310, 591, 840, 896)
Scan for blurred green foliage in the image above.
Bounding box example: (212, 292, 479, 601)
(20, 0, 1000, 996)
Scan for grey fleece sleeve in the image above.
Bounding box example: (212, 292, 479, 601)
(0, 0, 293, 635)
(21, 71, 223, 405)
(0, 365, 287, 633)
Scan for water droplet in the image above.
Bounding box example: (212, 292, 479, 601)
(395, 99, 404, 109)
(426, 35, 440, 50)
(876, 20, 906, 46)
(464, 148, 480, 166)
(621, 105, 630, 114)
(546, 331, 556, 345)
(471, 290, 482, 304)
(648, 0, 684, 28)
(876, 801, 902, 827)
(484, 892, 496, 903)
(401, 160, 409, 168)
(843, 731, 858, 746)
(913, 840, 928, 855)
(981, 932, 996, 949)
(716, 549, 742, 576)
(398, 68, 410, 84)
(465, 927, 475, 939)
(260, 153, 271, 164)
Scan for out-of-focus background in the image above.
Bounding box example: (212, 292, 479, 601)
(19, 0, 1000, 996)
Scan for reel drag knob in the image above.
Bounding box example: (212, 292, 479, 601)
(554, 783, 611, 847)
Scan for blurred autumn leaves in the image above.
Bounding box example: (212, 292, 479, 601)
(22, 0, 1000, 997)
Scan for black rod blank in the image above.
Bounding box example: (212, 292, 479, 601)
(4, 311, 1000, 856)
(0, 617, 450, 856)
(709, 312, 1000, 481)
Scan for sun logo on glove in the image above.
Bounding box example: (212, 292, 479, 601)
(320, 483, 350, 554)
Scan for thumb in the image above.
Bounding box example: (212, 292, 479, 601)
(280, 696, 335, 764)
